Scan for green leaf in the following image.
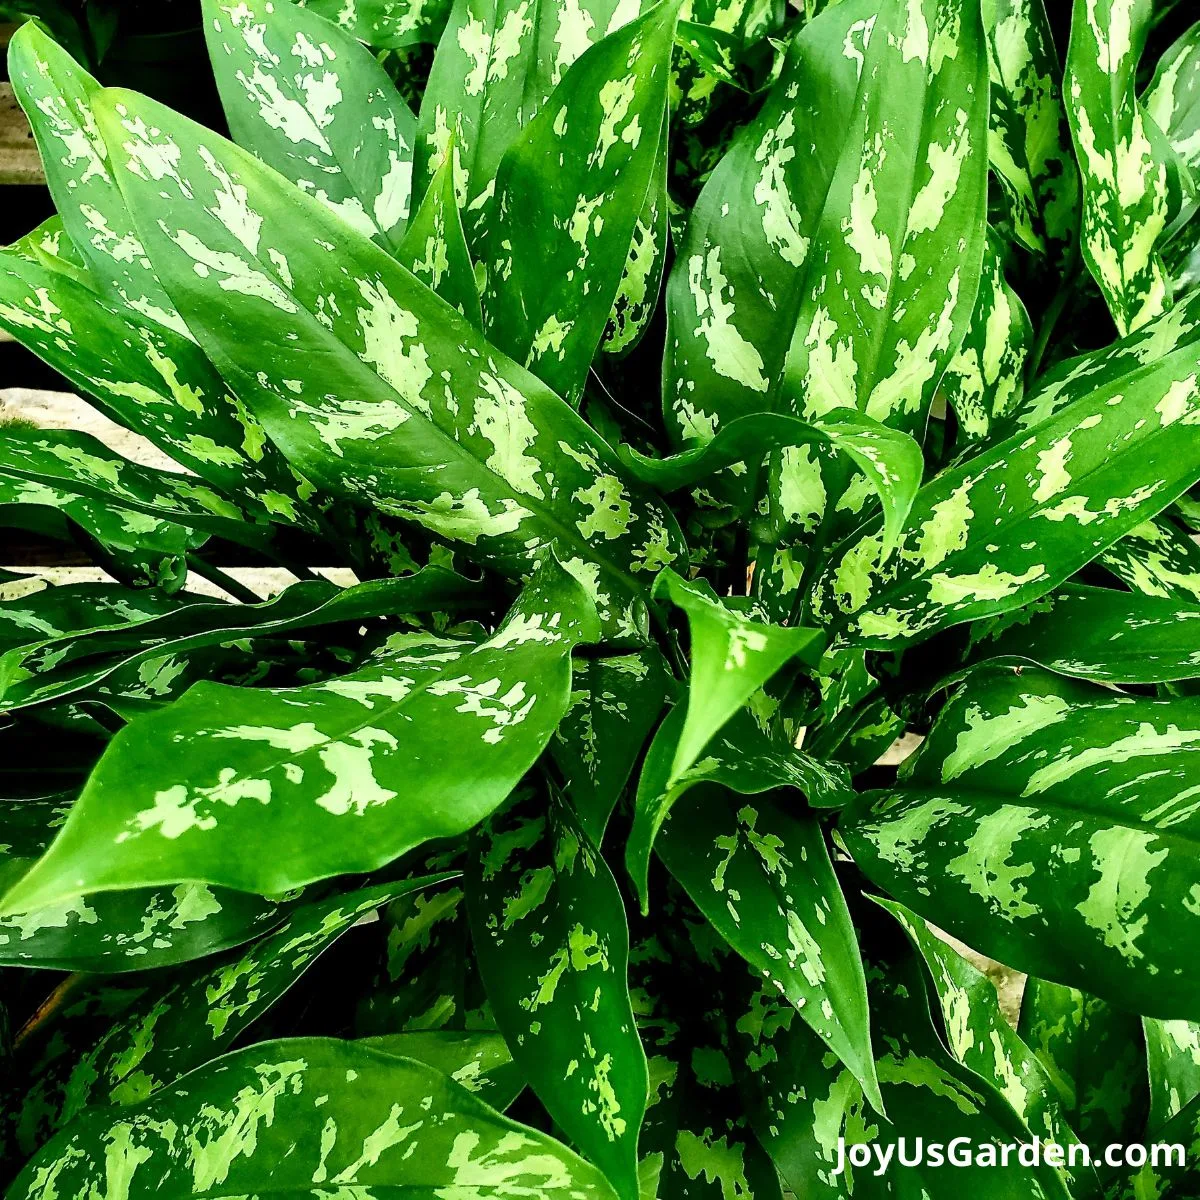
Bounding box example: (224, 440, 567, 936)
(0, 875, 289, 972)
(1064, 0, 1181, 334)
(628, 705, 851, 911)
(601, 117, 669, 358)
(0, 241, 312, 527)
(0, 559, 598, 911)
(206, 0, 418, 252)
(657, 780, 882, 1114)
(623, 410, 923, 558)
(18, 878, 450, 1148)
(674, 20, 744, 89)
(7, 1038, 620, 1199)
(0, 571, 480, 714)
(1098, 513, 1200, 602)
(1144, 20, 1200, 176)
(628, 909, 783, 1200)
(467, 787, 647, 1200)
(842, 668, 1200, 1018)
(294, 0, 454, 48)
(0, 425, 277, 552)
(652, 568, 824, 781)
(1018, 978, 1149, 1151)
(982, 0, 1079, 262)
(1109, 1093, 1199, 1198)
(361, 1030, 524, 1106)
(0, 471, 201, 593)
(878, 898, 1098, 1197)
(93, 84, 685, 637)
(939, 237, 1032, 443)
(812, 293, 1200, 648)
(777, 0, 990, 441)
(735, 924, 1068, 1199)
(1145, 1016, 1200, 1133)
(666, 0, 988, 607)
(414, 0, 651, 209)
(8, 24, 189, 335)
(0, 581, 187, 657)
(550, 648, 674, 843)
(663, 0, 868, 454)
(355, 877, 476, 1035)
(473, 2, 676, 405)
(964, 583, 1200, 683)
(398, 147, 483, 324)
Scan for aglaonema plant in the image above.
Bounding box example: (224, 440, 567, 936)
(0, 0, 1198, 1194)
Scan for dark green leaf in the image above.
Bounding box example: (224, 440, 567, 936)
(550, 648, 673, 843)
(964, 583, 1200, 683)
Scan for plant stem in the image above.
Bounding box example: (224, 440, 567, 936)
(1027, 277, 1071, 385)
(186, 556, 264, 604)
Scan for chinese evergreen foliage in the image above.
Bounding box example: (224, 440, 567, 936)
(1, 0, 1200, 1195)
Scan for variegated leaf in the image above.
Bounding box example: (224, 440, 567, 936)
(1098, 513, 1200, 603)
(414, 0, 653, 207)
(964, 583, 1200, 683)
(651, 568, 824, 782)
(16, 878, 450, 1151)
(0, 560, 597, 911)
(602, 117, 669, 358)
(93, 85, 685, 636)
(9, 24, 191, 335)
(940, 236, 1032, 443)
(0, 581, 188, 656)
(1145, 1016, 1200, 1137)
(8, 1038, 619, 1199)
(1064, 0, 1182, 334)
(550, 648, 674, 842)
(661, 0, 871, 453)
(0, 571, 478, 714)
(777, 0, 990, 438)
(735, 925, 1068, 1198)
(628, 704, 851, 908)
(0, 425, 277, 552)
(467, 788, 646, 1200)
(812, 293, 1200, 648)
(206, 0, 418, 251)
(657, 775, 882, 1113)
(399, 146, 483, 323)
(982, 0, 1079, 262)
(623, 410, 923, 557)
(879, 898, 1098, 1197)
(0, 470, 201, 593)
(843, 669, 1200, 1018)
(293, 0, 454, 47)
(1018, 978, 1149, 1154)
(474, 1, 677, 404)
(0, 239, 316, 529)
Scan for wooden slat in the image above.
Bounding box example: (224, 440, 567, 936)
(0, 80, 43, 186)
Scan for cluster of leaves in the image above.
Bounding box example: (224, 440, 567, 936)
(0, 0, 1198, 1195)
